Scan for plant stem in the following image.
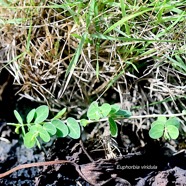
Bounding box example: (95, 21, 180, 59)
(77, 112, 186, 124)
(128, 113, 186, 119)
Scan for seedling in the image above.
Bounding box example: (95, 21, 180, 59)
(8, 102, 186, 148)
(149, 116, 180, 140)
(9, 105, 81, 148)
(8, 102, 131, 148)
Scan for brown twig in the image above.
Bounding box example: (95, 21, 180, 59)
(0, 160, 71, 179)
(0, 160, 97, 185)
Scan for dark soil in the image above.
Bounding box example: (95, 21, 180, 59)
(1, 71, 186, 186)
(1, 121, 186, 186)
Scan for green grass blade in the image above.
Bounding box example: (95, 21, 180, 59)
(167, 56, 186, 73)
(156, 11, 185, 38)
(62, 33, 87, 95)
(103, 5, 174, 34)
(119, 0, 130, 35)
(98, 69, 125, 99)
(26, 19, 32, 52)
(86, 0, 96, 29)
(91, 33, 179, 43)
(48, 1, 81, 24)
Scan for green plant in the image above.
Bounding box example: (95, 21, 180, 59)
(149, 116, 180, 140)
(84, 101, 131, 137)
(11, 105, 77, 148)
(8, 102, 186, 148)
(8, 102, 131, 148)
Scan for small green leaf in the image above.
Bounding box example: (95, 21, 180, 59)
(113, 109, 131, 118)
(34, 105, 49, 124)
(166, 125, 179, 139)
(52, 119, 68, 137)
(80, 119, 90, 127)
(182, 110, 186, 115)
(66, 117, 81, 139)
(30, 125, 41, 133)
(109, 117, 118, 137)
(156, 116, 167, 124)
(14, 110, 23, 124)
(15, 125, 21, 134)
(151, 120, 164, 128)
(109, 104, 120, 115)
(23, 131, 37, 148)
(38, 127, 51, 142)
(166, 117, 180, 129)
(100, 103, 111, 117)
(30, 124, 50, 142)
(26, 109, 36, 123)
(87, 101, 101, 120)
(53, 108, 66, 119)
(149, 124, 164, 139)
(43, 122, 56, 135)
(14, 110, 26, 135)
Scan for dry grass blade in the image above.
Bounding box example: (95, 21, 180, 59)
(0, 0, 185, 119)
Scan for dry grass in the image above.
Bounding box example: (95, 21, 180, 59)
(0, 0, 186, 122)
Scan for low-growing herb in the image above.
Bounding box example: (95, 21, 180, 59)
(149, 116, 180, 140)
(8, 103, 186, 148)
(8, 102, 131, 148)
